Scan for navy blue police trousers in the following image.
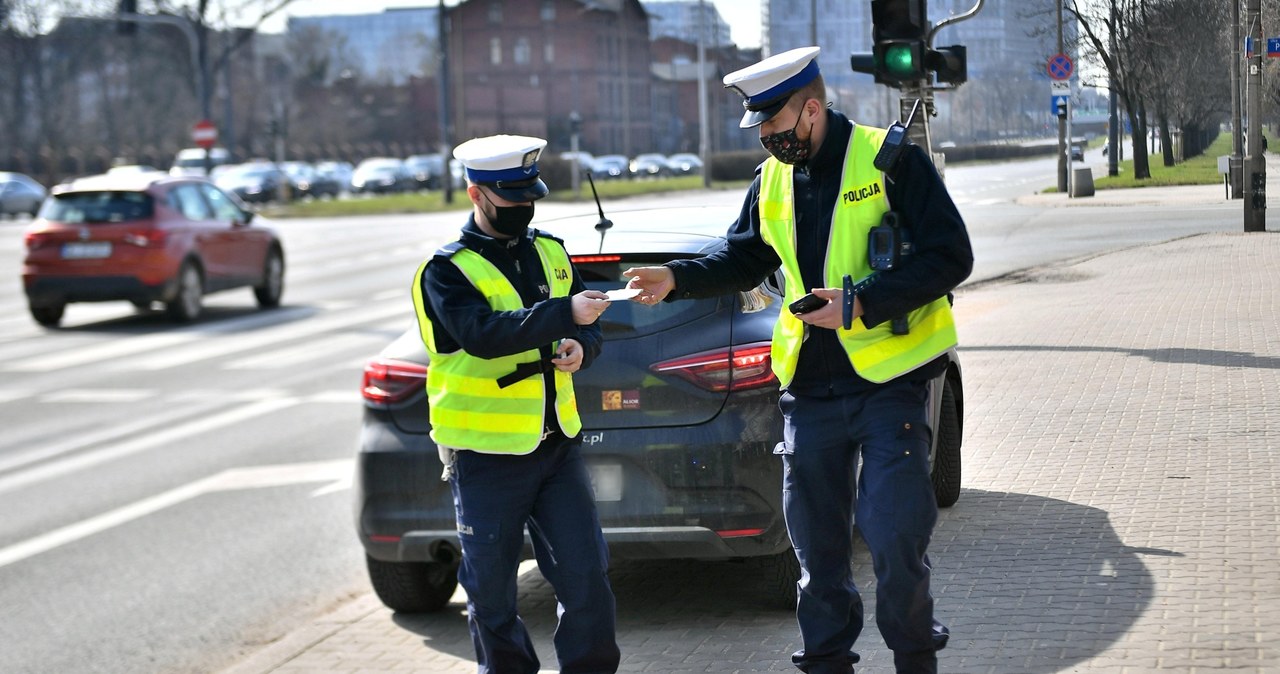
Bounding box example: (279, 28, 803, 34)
(777, 378, 949, 674)
(449, 432, 620, 674)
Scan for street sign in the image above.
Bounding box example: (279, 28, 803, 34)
(191, 119, 218, 150)
(1047, 53, 1074, 80)
(1051, 94, 1070, 115)
(1268, 37, 1280, 58)
(1246, 36, 1255, 58)
(1050, 80, 1071, 95)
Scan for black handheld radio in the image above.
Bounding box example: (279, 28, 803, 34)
(873, 98, 922, 174)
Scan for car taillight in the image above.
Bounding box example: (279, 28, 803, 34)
(123, 229, 168, 247)
(361, 358, 428, 404)
(23, 231, 51, 250)
(651, 342, 776, 392)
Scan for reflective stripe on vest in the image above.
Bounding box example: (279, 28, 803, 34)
(758, 124, 957, 386)
(410, 236, 582, 454)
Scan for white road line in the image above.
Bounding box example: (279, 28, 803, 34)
(222, 332, 376, 370)
(0, 458, 352, 569)
(1, 307, 313, 373)
(0, 390, 31, 404)
(0, 399, 225, 474)
(114, 302, 408, 372)
(0, 398, 300, 496)
(40, 388, 156, 403)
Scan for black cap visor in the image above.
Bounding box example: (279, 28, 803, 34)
(739, 93, 793, 129)
(482, 176, 549, 202)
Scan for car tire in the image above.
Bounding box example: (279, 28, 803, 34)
(29, 303, 65, 328)
(253, 248, 284, 309)
(749, 550, 800, 609)
(166, 261, 204, 322)
(931, 376, 962, 508)
(365, 555, 458, 613)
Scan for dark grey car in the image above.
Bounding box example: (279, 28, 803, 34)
(353, 205, 964, 612)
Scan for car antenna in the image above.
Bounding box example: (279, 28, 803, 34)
(584, 170, 612, 254)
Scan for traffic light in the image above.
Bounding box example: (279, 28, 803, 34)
(850, 0, 929, 86)
(928, 45, 966, 85)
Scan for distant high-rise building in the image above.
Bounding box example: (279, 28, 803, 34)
(642, 0, 733, 47)
(287, 8, 439, 86)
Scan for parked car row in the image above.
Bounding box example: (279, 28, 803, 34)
(559, 151, 704, 181)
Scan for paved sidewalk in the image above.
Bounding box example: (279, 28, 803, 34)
(223, 200, 1280, 673)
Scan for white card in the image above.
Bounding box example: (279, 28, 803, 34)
(605, 288, 642, 301)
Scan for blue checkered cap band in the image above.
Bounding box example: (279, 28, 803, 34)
(453, 134, 549, 200)
(723, 46, 822, 110)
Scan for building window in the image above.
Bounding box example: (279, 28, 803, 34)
(541, 1, 555, 21)
(514, 37, 531, 65)
(544, 41, 554, 63)
(490, 37, 502, 65)
(488, 2, 502, 23)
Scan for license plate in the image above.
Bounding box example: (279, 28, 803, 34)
(588, 463, 623, 502)
(61, 242, 112, 259)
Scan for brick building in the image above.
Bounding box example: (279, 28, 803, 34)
(448, 0, 654, 156)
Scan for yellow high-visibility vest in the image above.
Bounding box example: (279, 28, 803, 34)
(758, 124, 957, 386)
(411, 235, 582, 454)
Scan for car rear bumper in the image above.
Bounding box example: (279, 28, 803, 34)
(23, 275, 173, 305)
(354, 402, 789, 564)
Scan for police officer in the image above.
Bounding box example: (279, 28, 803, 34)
(411, 134, 620, 674)
(624, 48, 972, 674)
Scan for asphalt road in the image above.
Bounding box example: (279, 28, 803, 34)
(0, 155, 1244, 673)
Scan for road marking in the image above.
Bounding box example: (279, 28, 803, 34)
(114, 302, 408, 372)
(40, 388, 155, 403)
(0, 458, 352, 569)
(1, 307, 314, 372)
(222, 332, 376, 370)
(0, 399, 225, 475)
(0, 398, 300, 495)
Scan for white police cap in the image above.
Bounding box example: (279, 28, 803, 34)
(453, 134, 549, 202)
(723, 46, 822, 128)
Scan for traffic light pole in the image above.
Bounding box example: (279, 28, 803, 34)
(1245, 0, 1266, 231)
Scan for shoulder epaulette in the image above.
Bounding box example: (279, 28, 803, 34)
(432, 241, 467, 260)
(530, 228, 565, 246)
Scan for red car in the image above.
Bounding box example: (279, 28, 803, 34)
(21, 173, 284, 327)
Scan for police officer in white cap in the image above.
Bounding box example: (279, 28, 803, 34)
(625, 48, 972, 673)
(411, 134, 619, 673)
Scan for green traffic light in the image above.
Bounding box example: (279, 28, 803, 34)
(884, 43, 917, 77)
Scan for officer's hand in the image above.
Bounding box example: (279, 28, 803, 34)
(571, 290, 610, 325)
(622, 266, 674, 305)
(553, 338, 584, 373)
(794, 287, 857, 329)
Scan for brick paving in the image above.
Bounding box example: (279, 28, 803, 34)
(225, 198, 1280, 673)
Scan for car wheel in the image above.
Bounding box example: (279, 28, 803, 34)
(29, 303, 65, 328)
(253, 248, 284, 309)
(748, 550, 800, 609)
(365, 555, 458, 613)
(166, 261, 204, 322)
(931, 376, 962, 508)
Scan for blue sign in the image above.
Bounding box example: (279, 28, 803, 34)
(1268, 37, 1280, 57)
(1246, 36, 1255, 57)
(1051, 94, 1070, 115)
(1047, 53, 1074, 80)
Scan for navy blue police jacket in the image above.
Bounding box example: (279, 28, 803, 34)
(419, 217, 603, 432)
(665, 109, 974, 398)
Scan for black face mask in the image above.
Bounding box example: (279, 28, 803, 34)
(481, 190, 535, 238)
(759, 107, 812, 165)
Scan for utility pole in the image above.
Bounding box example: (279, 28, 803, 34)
(1056, 0, 1067, 193)
(1230, 0, 1244, 199)
(1107, 1, 1118, 178)
(697, 0, 711, 188)
(1245, 0, 1266, 231)
(438, 2, 454, 204)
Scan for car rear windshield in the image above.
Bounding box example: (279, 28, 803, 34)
(575, 256, 722, 336)
(39, 191, 154, 224)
